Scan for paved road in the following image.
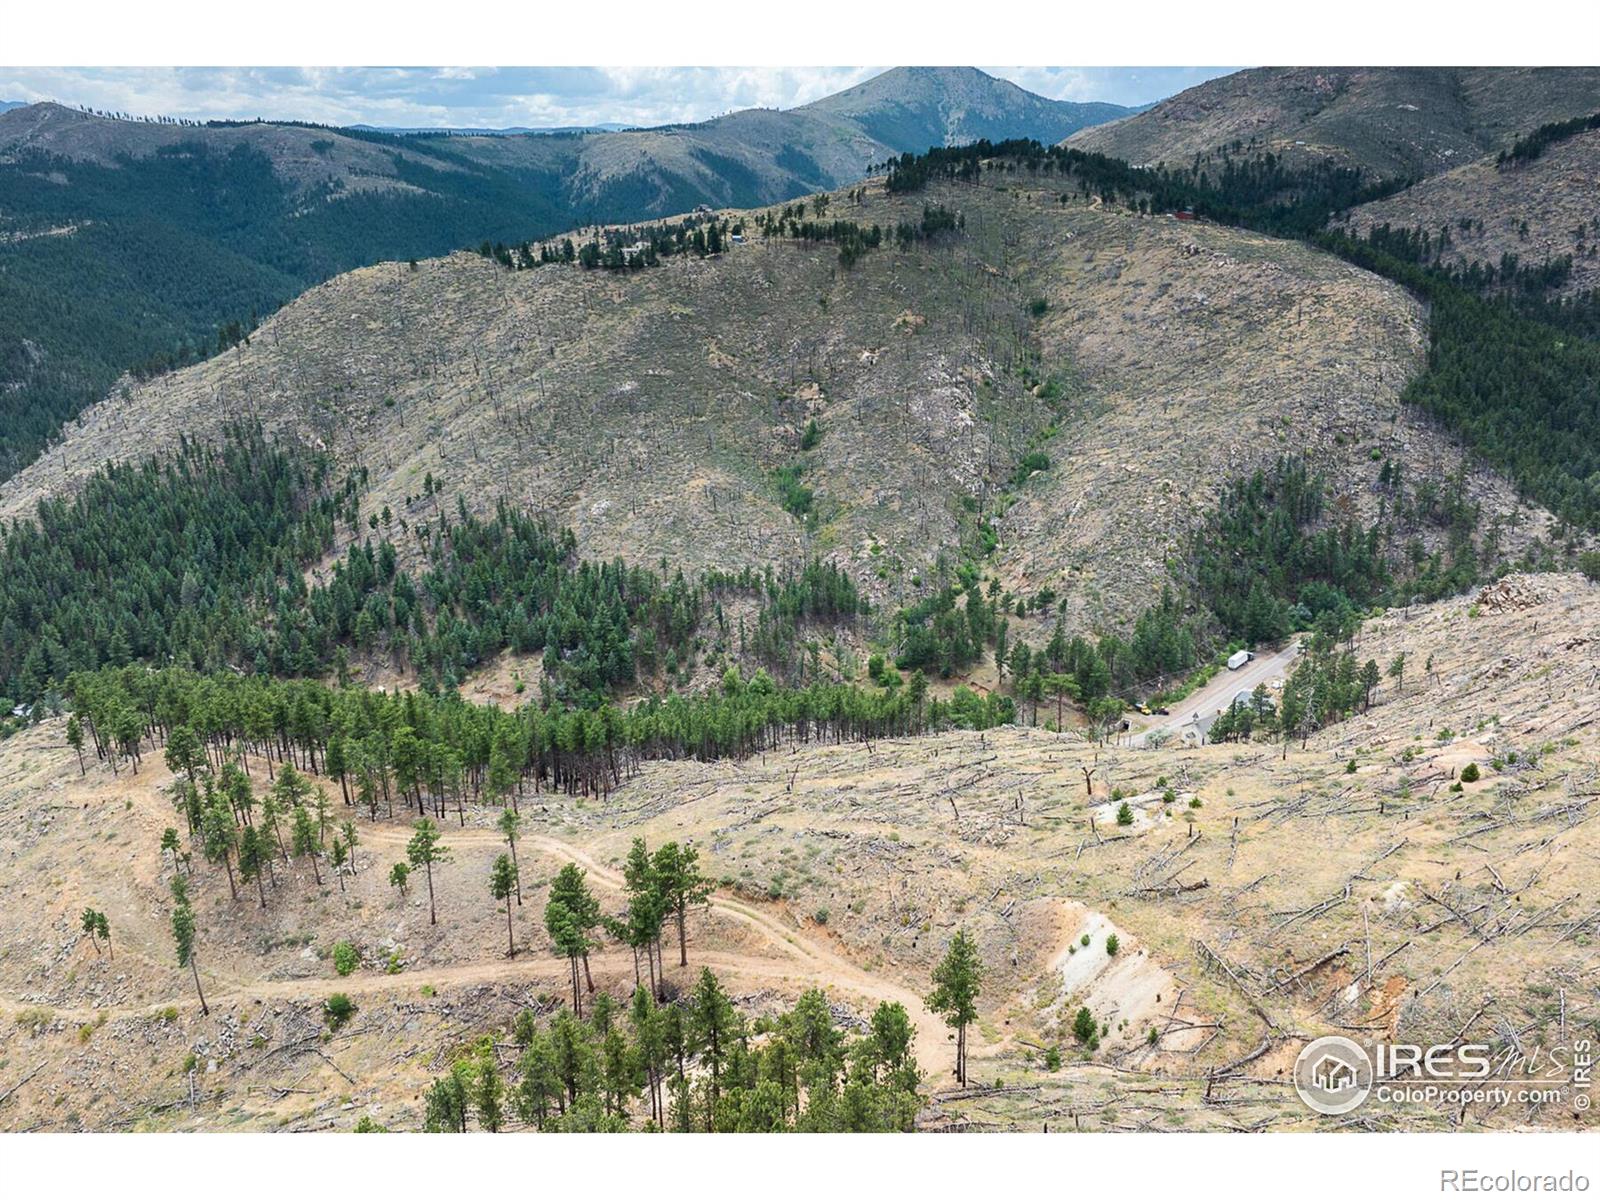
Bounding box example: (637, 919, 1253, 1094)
(1130, 641, 1300, 747)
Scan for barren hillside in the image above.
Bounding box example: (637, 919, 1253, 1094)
(1067, 68, 1600, 181)
(1341, 129, 1600, 297)
(0, 185, 1060, 604)
(988, 185, 1553, 629)
(0, 175, 1555, 631)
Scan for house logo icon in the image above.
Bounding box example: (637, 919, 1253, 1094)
(1293, 1036, 1374, 1115)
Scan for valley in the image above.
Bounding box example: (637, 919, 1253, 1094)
(1, 60, 1598, 1139)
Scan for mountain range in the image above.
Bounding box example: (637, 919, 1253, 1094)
(4, 64, 1600, 1135)
(0, 66, 1136, 482)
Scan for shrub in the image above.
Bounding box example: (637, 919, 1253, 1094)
(1028, 297, 1050, 318)
(1105, 934, 1120, 956)
(324, 993, 356, 1030)
(1080, 933, 1091, 947)
(1072, 1006, 1097, 1045)
(332, 940, 359, 977)
(1459, 762, 1481, 783)
(774, 464, 814, 519)
(813, 908, 830, 926)
(15, 1007, 53, 1035)
(1012, 450, 1051, 487)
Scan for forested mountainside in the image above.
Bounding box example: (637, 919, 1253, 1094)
(0, 68, 1133, 483)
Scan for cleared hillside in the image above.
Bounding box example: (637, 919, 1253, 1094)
(1341, 128, 1600, 297)
(2, 573, 1596, 1130)
(0, 174, 1556, 630)
(988, 186, 1548, 629)
(0, 69, 1135, 483)
(0, 186, 1057, 604)
(1067, 67, 1600, 181)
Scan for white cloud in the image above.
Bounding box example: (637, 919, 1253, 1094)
(0, 65, 1235, 129)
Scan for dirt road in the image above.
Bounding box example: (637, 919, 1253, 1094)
(2, 818, 962, 1079)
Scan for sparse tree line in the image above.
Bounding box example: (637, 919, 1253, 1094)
(415, 926, 983, 1133)
(1352, 221, 1579, 296)
(475, 213, 738, 272)
(753, 199, 964, 268)
(420, 971, 922, 1133)
(65, 661, 978, 817)
(1497, 110, 1600, 167)
(159, 726, 363, 912)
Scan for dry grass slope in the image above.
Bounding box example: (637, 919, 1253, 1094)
(1068, 67, 1600, 181)
(2, 574, 1597, 1130)
(0, 175, 1557, 631)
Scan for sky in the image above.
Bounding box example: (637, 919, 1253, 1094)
(0, 66, 1237, 130)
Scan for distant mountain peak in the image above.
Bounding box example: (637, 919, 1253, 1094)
(803, 65, 1133, 151)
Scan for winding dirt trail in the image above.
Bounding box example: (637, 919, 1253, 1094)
(5, 819, 959, 1079)
(362, 825, 955, 1075)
